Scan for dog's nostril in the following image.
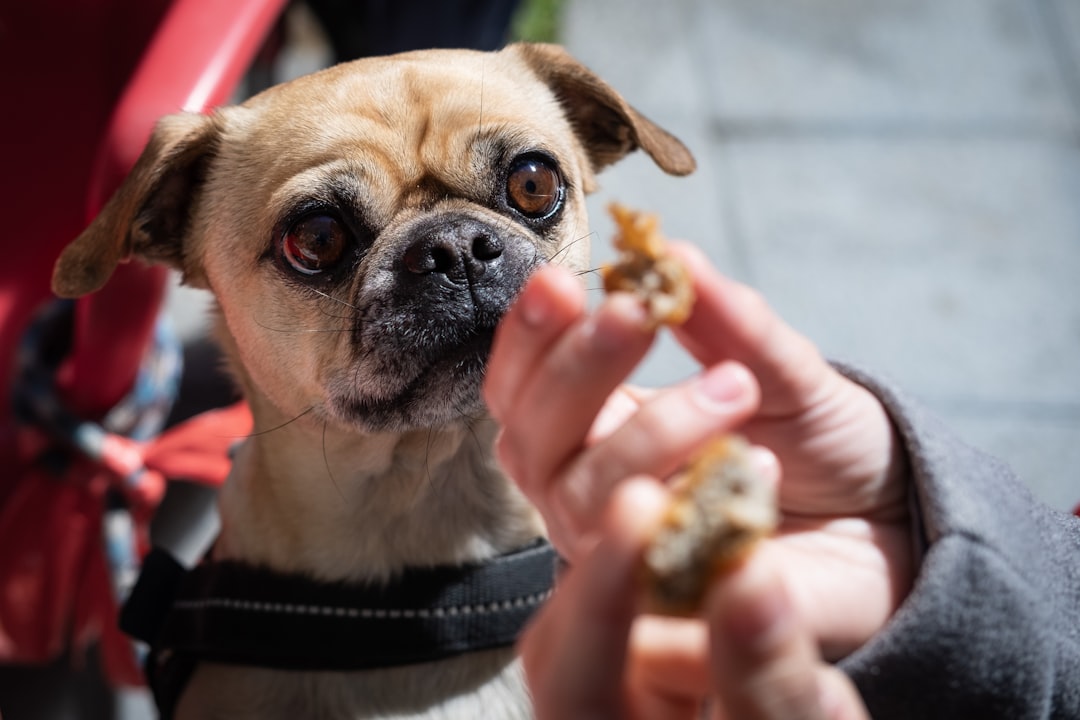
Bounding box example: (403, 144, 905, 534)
(472, 233, 503, 263)
(404, 231, 505, 277)
(404, 238, 458, 275)
(430, 245, 455, 273)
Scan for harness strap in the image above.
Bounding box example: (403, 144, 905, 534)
(122, 539, 557, 716)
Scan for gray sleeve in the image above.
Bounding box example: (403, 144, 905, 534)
(834, 367, 1080, 719)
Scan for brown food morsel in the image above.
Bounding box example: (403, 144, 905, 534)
(642, 436, 778, 616)
(601, 203, 694, 329)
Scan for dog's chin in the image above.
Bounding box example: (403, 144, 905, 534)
(326, 329, 494, 433)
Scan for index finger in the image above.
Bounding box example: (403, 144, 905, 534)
(668, 243, 833, 418)
(484, 264, 585, 422)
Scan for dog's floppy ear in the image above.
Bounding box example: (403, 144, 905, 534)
(52, 111, 222, 298)
(516, 43, 696, 179)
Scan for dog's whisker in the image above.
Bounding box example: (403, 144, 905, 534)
(474, 58, 486, 146)
(251, 294, 357, 332)
(421, 427, 439, 497)
(321, 419, 347, 502)
(582, 269, 608, 292)
(460, 414, 488, 459)
(574, 265, 605, 280)
(315, 307, 356, 322)
(310, 286, 361, 312)
(547, 231, 597, 266)
(253, 320, 352, 335)
(245, 405, 318, 438)
(548, 231, 600, 269)
(579, 265, 608, 294)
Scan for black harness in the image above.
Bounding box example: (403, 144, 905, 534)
(121, 539, 557, 718)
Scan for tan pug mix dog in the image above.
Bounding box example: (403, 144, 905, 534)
(53, 43, 693, 719)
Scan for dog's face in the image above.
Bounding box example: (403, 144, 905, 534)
(53, 44, 693, 434)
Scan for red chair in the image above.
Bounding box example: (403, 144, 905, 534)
(0, 0, 281, 686)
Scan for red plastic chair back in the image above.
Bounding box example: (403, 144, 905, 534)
(1, 0, 283, 492)
(0, 0, 282, 680)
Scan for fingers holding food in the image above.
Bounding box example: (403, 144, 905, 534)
(602, 203, 695, 330)
(642, 435, 779, 616)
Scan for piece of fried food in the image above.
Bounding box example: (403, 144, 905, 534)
(601, 203, 694, 328)
(642, 436, 778, 616)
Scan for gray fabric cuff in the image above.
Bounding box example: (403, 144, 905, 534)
(831, 363, 1079, 719)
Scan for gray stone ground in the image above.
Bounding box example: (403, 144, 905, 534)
(563, 0, 1080, 512)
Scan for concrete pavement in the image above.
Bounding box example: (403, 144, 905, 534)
(562, 0, 1080, 510)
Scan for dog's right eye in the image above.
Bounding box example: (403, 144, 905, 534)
(281, 214, 349, 276)
(505, 155, 564, 220)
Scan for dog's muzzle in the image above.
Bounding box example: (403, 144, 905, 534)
(334, 212, 544, 431)
(394, 213, 540, 326)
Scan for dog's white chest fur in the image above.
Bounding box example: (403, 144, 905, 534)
(176, 420, 542, 719)
(177, 650, 530, 719)
(212, 421, 542, 582)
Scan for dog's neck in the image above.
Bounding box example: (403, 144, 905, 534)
(212, 390, 544, 583)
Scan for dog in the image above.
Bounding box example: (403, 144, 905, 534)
(52, 43, 693, 719)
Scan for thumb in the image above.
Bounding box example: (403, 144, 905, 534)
(706, 552, 869, 720)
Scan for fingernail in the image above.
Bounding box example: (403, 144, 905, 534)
(582, 295, 651, 353)
(748, 446, 781, 492)
(519, 279, 554, 328)
(695, 363, 750, 411)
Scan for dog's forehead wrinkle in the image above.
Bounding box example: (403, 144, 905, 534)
(234, 74, 581, 243)
(274, 64, 564, 164)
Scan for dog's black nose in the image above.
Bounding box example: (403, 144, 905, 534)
(403, 220, 504, 283)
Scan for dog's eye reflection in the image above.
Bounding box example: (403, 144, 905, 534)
(506, 155, 563, 219)
(282, 214, 349, 275)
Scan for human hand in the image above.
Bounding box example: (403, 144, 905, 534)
(484, 244, 914, 657)
(520, 477, 870, 720)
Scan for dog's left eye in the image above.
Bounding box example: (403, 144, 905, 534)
(505, 155, 564, 220)
(281, 214, 349, 276)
